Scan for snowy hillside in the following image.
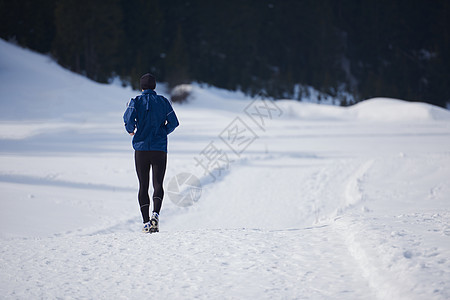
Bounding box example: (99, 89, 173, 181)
(1, 39, 450, 299)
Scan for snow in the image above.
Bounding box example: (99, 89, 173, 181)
(276, 97, 450, 122)
(1, 38, 450, 299)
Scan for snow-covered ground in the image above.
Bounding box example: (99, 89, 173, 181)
(1, 38, 449, 299)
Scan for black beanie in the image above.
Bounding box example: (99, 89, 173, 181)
(140, 73, 156, 90)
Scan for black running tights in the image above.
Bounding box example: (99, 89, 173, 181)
(135, 150, 167, 223)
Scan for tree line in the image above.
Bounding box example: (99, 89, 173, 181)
(1, 0, 449, 107)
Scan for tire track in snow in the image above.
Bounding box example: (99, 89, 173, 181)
(334, 215, 425, 300)
(303, 158, 373, 224)
(296, 158, 395, 298)
(342, 159, 374, 212)
(333, 157, 450, 300)
(333, 159, 415, 300)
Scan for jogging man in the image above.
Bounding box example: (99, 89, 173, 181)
(123, 73, 179, 233)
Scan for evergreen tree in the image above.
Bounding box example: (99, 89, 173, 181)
(165, 25, 190, 87)
(53, 0, 123, 82)
(120, 0, 165, 89)
(0, 0, 56, 52)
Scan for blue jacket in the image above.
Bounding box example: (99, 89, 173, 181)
(123, 89, 179, 152)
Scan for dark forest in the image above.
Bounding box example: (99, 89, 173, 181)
(1, 0, 449, 107)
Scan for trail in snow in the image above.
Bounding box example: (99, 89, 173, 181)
(1, 39, 450, 299)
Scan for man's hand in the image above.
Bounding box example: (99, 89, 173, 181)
(129, 132, 135, 136)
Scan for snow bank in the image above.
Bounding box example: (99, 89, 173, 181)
(176, 82, 450, 123)
(0, 38, 137, 121)
(349, 98, 450, 122)
(276, 100, 347, 121)
(276, 98, 450, 122)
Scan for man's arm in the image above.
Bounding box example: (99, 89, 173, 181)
(123, 98, 137, 134)
(165, 100, 179, 135)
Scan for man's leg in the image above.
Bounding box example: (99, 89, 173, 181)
(135, 151, 151, 223)
(150, 151, 167, 214)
